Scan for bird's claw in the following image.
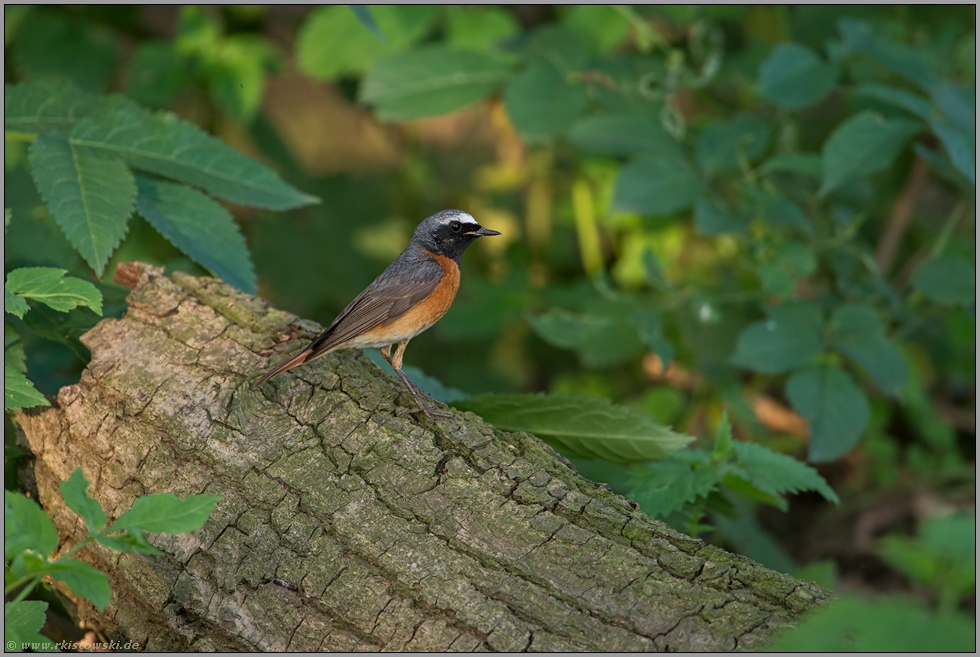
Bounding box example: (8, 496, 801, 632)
(394, 386, 448, 408)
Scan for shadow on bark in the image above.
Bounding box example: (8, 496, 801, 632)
(15, 262, 830, 651)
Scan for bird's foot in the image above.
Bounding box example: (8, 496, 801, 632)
(393, 386, 448, 408)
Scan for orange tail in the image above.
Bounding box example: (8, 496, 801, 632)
(253, 348, 314, 387)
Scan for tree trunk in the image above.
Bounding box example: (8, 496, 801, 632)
(15, 262, 829, 652)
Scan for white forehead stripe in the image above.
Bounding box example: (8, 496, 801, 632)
(438, 212, 477, 227)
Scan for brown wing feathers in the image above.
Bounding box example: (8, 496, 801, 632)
(253, 253, 445, 386)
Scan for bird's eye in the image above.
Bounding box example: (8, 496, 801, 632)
(450, 221, 462, 233)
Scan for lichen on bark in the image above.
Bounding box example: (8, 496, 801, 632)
(15, 262, 829, 651)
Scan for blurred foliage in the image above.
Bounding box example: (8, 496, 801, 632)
(3, 5, 975, 649)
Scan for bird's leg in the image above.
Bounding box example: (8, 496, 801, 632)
(385, 341, 455, 419)
(380, 342, 449, 409)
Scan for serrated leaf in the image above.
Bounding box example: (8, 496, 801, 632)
(787, 364, 871, 463)
(4, 600, 49, 649)
(4, 366, 50, 411)
(4, 490, 58, 560)
(757, 42, 839, 110)
(93, 529, 165, 556)
(732, 440, 839, 504)
(504, 61, 589, 143)
(830, 304, 909, 394)
(730, 302, 824, 374)
(47, 559, 111, 612)
(5, 268, 102, 315)
(568, 114, 680, 156)
(911, 255, 976, 306)
(59, 468, 108, 533)
(110, 493, 221, 534)
(360, 47, 512, 121)
(297, 5, 439, 79)
(527, 308, 646, 368)
(613, 153, 704, 216)
(695, 114, 771, 175)
(135, 177, 256, 294)
(4, 79, 138, 135)
(29, 132, 135, 276)
(5, 324, 27, 373)
(820, 111, 920, 195)
(69, 107, 318, 210)
(5, 289, 30, 318)
(454, 393, 693, 465)
(628, 454, 718, 518)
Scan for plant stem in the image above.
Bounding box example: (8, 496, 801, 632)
(9, 575, 43, 606)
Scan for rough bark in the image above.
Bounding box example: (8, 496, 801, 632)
(15, 263, 829, 652)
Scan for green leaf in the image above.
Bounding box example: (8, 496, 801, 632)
(4, 79, 138, 136)
(520, 25, 590, 74)
(730, 302, 824, 374)
(5, 289, 30, 319)
(760, 153, 823, 177)
(568, 114, 680, 156)
(111, 493, 221, 534)
(766, 595, 975, 652)
(4, 366, 50, 411)
(360, 47, 512, 121)
(126, 41, 191, 109)
(5, 268, 102, 315)
(613, 153, 704, 216)
(135, 177, 256, 294)
(853, 83, 933, 119)
(762, 197, 813, 235)
(5, 324, 27, 373)
(28, 132, 135, 276)
(786, 364, 871, 463)
(527, 308, 646, 368)
(830, 304, 910, 395)
(445, 6, 519, 53)
(297, 5, 439, 79)
(694, 198, 751, 236)
(4, 490, 58, 560)
(59, 468, 108, 533)
(733, 440, 839, 504)
(562, 5, 631, 54)
(92, 529, 165, 556)
(349, 5, 385, 41)
(627, 453, 718, 518)
(838, 19, 940, 93)
(69, 107, 319, 210)
(11, 10, 119, 92)
(911, 255, 975, 306)
(4, 600, 49, 650)
(695, 114, 771, 175)
(820, 111, 920, 195)
(757, 42, 839, 110)
(713, 411, 733, 461)
(504, 61, 588, 143)
(454, 393, 693, 465)
(47, 559, 111, 612)
(928, 118, 975, 187)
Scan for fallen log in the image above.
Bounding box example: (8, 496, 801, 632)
(15, 262, 829, 651)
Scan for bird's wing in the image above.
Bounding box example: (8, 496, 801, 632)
(302, 253, 445, 357)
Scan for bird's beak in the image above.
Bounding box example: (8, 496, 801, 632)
(468, 227, 501, 237)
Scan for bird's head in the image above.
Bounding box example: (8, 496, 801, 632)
(412, 209, 500, 261)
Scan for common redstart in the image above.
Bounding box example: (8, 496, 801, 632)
(254, 210, 500, 417)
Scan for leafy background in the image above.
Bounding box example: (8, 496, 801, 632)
(4, 4, 975, 650)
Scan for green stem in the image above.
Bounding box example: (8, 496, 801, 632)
(58, 536, 93, 561)
(9, 575, 43, 606)
(4, 131, 37, 143)
(929, 201, 967, 258)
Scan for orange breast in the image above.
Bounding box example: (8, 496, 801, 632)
(346, 251, 460, 347)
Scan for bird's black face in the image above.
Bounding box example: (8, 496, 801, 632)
(414, 210, 501, 262)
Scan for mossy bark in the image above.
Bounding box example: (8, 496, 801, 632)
(16, 263, 829, 652)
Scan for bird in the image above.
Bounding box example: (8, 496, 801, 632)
(253, 209, 500, 418)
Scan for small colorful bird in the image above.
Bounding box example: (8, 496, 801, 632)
(254, 210, 500, 417)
